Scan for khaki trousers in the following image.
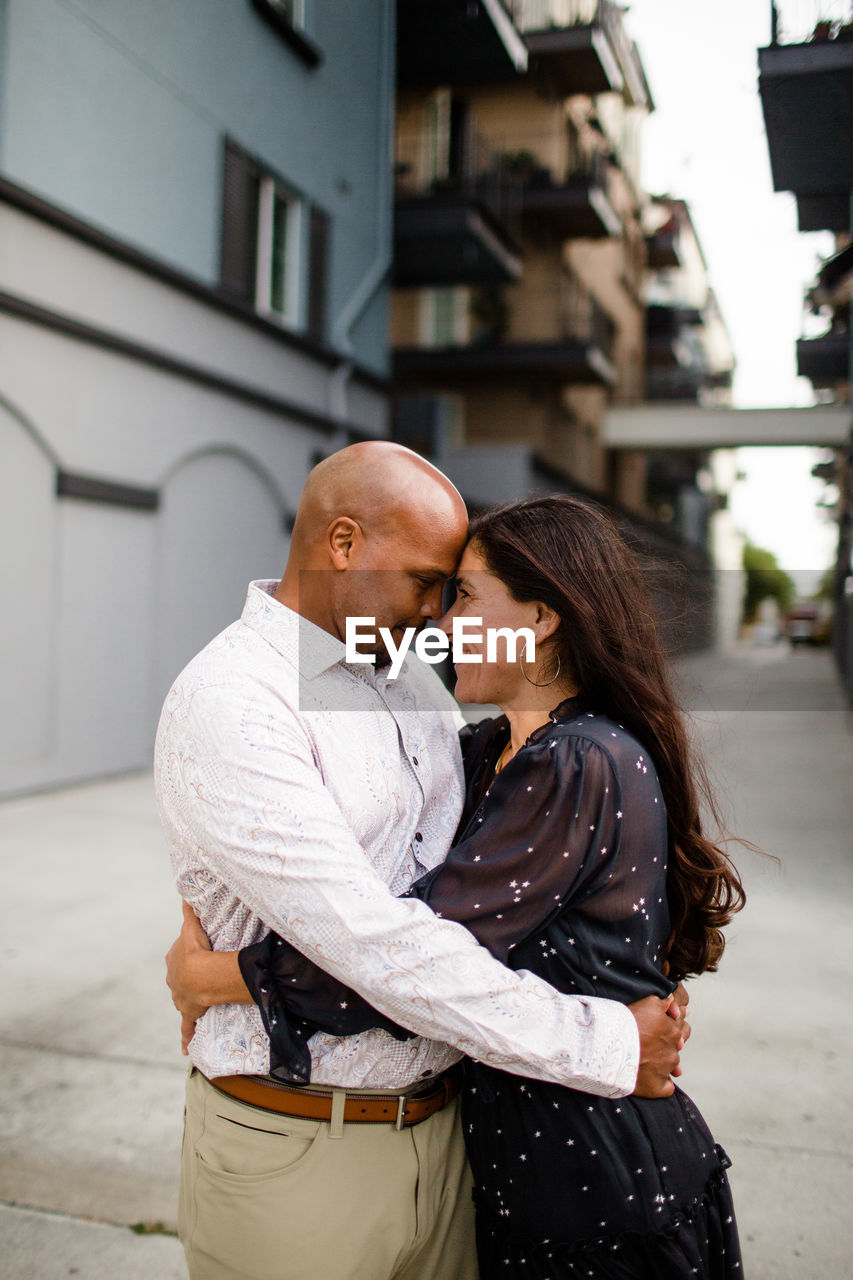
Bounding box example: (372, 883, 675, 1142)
(179, 1069, 479, 1280)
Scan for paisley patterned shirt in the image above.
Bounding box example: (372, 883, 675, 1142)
(154, 581, 639, 1091)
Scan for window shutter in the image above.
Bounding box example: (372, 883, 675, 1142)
(306, 204, 329, 343)
(220, 138, 259, 303)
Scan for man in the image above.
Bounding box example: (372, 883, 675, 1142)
(156, 441, 685, 1280)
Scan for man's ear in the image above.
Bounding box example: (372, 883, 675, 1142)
(328, 517, 360, 569)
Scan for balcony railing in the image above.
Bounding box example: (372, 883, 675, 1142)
(769, 0, 853, 45)
(464, 278, 615, 353)
(394, 277, 617, 385)
(522, 147, 611, 191)
(506, 0, 648, 102)
(394, 129, 522, 235)
(508, 0, 598, 28)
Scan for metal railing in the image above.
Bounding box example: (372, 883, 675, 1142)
(770, 0, 853, 44)
(398, 122, 613, 202)
(506, 0, 649, 105)
(468, 277, 615, 355)
(394, 129, 523, 233)
(506, 0, 598, 31)
(519, 147, 611, 192)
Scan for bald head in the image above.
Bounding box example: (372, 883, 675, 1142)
(291, 441, 467, 554)
(276, 442, 469, 646)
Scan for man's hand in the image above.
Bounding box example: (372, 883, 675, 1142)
(627, 992, 689, 1098)
(165, 902, 212, 1055)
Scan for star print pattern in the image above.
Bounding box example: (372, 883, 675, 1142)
(241, 698, 742, 1277)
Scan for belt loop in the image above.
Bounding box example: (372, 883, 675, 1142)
(330, 1089, 346, 1139)
(395, 1095, 407, 1131)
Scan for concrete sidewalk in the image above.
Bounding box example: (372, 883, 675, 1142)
(1, 645, 851, 1278)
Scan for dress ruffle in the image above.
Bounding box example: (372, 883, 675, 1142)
(475, 1149, 742, 1279)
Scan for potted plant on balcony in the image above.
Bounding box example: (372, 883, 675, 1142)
(471, 285, 509, 346)
(498, 148, 553, 189)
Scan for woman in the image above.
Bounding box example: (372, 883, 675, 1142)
(176, 495, 745, 1278)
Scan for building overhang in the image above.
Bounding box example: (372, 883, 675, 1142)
(396, 0, 527, 87)
(758, 39, 853, 194)
(524, 24, 623, 97)
(393, 197, 522, 288)
(522, 179, 621, 240)
(604, 404, 850, 450)
(797, 331, 850, 387)
(393, 338, 616, 387)
(796, 192, 851, 233)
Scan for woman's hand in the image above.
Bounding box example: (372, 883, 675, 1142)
(165, 901, 213, 1055)
(628, 992, 690, 1097)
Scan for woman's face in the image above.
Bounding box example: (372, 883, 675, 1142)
(439, 542, 549, 706)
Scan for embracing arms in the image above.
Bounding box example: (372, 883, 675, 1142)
(162, 700, 687, 1096)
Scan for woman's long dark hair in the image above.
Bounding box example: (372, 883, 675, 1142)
(469, 494, 745, 982)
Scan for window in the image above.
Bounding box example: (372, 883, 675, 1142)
(219, 138, 329, 342)
(420, 288, 470, 348)
(250, 0, 322, 67)
(265, 0, 304, 26)
(255, 175, 302, 325)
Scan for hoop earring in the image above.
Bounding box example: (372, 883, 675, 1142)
(519, 648, 561, 688)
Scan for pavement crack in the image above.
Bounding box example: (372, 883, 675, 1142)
(0, 1037, 185, 1073)
(0, 1197, 178, 1236)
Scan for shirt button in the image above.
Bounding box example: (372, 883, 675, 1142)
(415, 832, 423, 842)
(412, 756, 419, 766)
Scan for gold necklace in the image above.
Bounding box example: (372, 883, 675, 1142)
(494, 740, 513, 774)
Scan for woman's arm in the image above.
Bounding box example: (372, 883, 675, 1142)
(165, 903, 252, 1054)
(166, 901, 410, 1079)
(168, 737, 625, 1045)
(169, 734, 682, 1086)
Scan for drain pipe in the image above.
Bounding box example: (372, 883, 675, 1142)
(329, 0, 394, 435)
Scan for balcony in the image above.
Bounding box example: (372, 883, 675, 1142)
(645, 365, 733, 403)
(393, 281, 616, 388)
(394, 131, 523, 289)
(521, 151, 621, 240)
(646, 304, 704, 368)
(396, 0, 528, 88)
(797, 326, 850, 386)
(646, 222, 682, 270)
(506, 0, 652, 106)
(759, 4, 853, 198)
(796, 192, 851, 232)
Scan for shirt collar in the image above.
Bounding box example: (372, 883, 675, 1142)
(241, 580, 349, 680)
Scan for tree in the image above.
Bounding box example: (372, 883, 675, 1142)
(741, 543, 795, 624)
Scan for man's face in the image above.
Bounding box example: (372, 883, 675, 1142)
(335, 524, 466, 665)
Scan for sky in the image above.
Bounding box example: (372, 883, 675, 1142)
(624, 0, 843, 574)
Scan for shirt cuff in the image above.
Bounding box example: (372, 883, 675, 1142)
(581, 997, 640, 1098)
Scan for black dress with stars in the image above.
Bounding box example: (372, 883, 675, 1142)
(240, 697, 743, 1279)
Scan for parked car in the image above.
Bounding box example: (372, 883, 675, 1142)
(785, 605, 831, 647)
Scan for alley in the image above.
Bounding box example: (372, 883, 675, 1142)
(0, 645, 850, 1278)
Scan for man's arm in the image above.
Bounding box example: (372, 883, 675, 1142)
(166, 902, 687, 1092)
(157, 684, 680, 1097)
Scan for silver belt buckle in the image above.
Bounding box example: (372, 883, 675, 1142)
(395, 1094, 407, 1130)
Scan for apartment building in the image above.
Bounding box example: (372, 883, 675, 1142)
(0, 0, 394, 795)
(389, 0, 654, 510)
(758, 0, 853, 694)
(642, 196, 736, 548)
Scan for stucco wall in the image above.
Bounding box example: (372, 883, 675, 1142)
(0, 0, 392, 374)
(0, 203, 388, 797)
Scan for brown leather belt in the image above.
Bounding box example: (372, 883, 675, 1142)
(205, 1063, 463, 1130)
